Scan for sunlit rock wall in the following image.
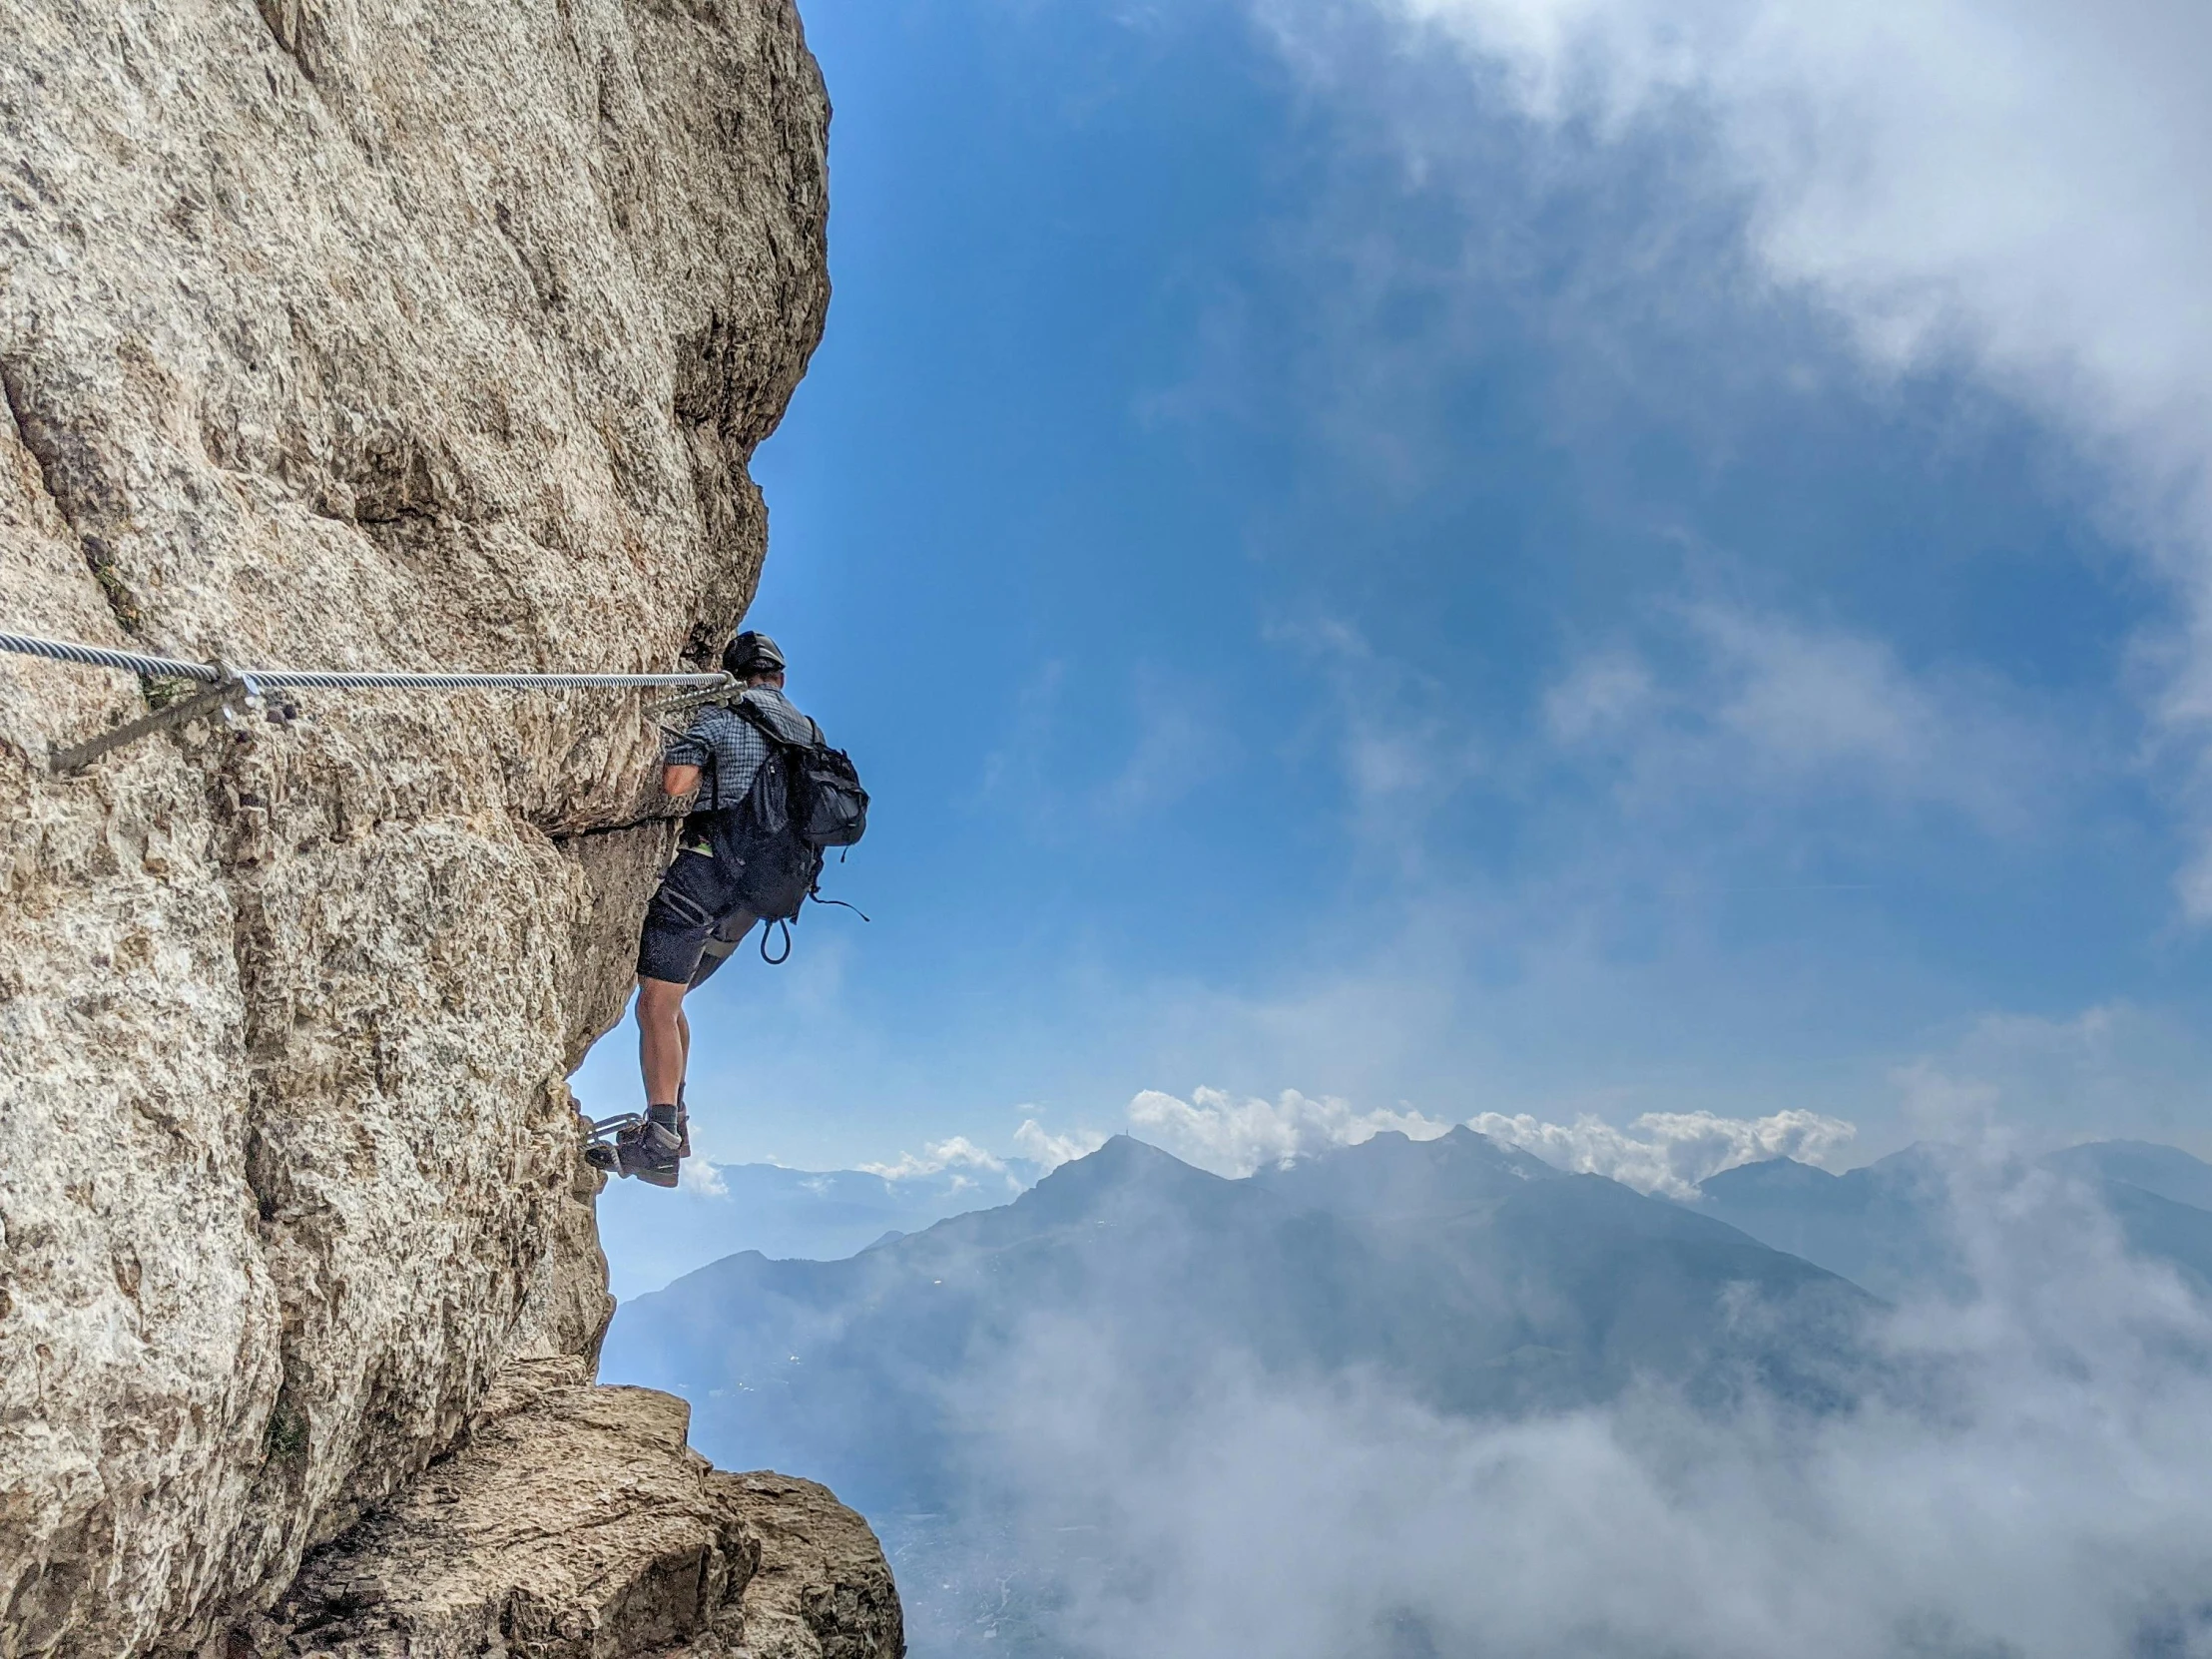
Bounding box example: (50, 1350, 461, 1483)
(0, 2, 836, 1651)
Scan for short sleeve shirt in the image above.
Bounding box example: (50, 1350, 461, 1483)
(664, 696, 781, 811)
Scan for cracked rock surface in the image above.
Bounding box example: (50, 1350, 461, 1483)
(233, 1358, 903, 1659)
(0, 3, 876, 1656)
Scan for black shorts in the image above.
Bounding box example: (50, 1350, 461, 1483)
(688, 908, 759, 989)
(637, 851, 758, 986)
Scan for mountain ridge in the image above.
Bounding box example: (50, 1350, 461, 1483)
(1694, 1140, 2212, 1299)
(615, 1130, 1877, 1517)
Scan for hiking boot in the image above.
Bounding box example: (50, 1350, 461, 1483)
(673, 1087, 692, 1159)
(628, 1104, 684, 1189)
(579, 1109, 682, 1187)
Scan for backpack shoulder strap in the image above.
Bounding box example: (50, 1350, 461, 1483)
(734, 690, 822, 751)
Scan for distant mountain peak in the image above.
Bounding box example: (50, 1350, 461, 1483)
(1003, 1135, 1241, 1227)
(1249, 1122, 1564, 1221)
(1697, 1157, 1843, 1202)
(2043, 1140, 2212, 1213)
(1045, 1132, 1204, 1181)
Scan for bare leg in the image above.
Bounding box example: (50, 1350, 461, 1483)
(636, 976, 689, 1107)
(647, 908, 754, 1119)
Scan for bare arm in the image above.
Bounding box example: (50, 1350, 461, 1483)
(663, 763, 703, 800)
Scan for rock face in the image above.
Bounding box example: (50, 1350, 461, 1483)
(0, 3, 892, 1655)
(234, 1358, 903, 1659)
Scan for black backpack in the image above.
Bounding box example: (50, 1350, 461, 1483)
(691, 692, 869, 958)
(733, 694, 869, 849)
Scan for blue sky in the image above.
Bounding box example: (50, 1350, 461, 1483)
(577, 0, 2212, 1210)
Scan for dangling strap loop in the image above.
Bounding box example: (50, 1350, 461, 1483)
(760, 917, 794, 964)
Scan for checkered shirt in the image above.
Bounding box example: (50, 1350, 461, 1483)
(664, 693, 783, 811)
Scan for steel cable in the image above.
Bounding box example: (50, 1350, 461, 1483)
(0, 629, 731, 693)
(0, 629, 226, 683)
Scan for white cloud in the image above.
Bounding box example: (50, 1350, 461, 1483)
(1546, 602, 2056, 831)
(1128, 1086, 1454, 1178)
(1267, 617, 1486, 860)
(1698, 606, 1957, 784)
(1292, 0, 2212, 903)
(1470, 1105, 1856, 1197)
(963, 1151, 2212, 1658)
(857, 1136, 1012, 1184)
(853, 1094, 1856, 1201)
(1542, 649, 1653, 743)
(977, 1168, 2212, 1659)
(682, 1159, 730, 1199)
(856, 1122, 1115, 1185)
(1013, 1117, 1111, 1173)
(1382, 0, 2212, 464)
(1099, 678, 1223, 817)
(1894, 1002, 2212, 1154)
(1889, 1059, 2004, 1146)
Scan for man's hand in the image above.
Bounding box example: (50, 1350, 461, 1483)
(664, 763, 703, 800)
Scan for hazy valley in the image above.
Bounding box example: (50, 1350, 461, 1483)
(603, 1129, 2212, 1657)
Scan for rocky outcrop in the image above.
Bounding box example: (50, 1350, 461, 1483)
(233, 1359, 902, 1659)
(0, 2, 894, 1655)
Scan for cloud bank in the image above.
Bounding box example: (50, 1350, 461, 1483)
(1545, 603, 2059, 835)
(1356, 0, 2212, 504)
(874, 1089, 1855, 1200)
(1127, 1086, 1453, 1177)
(1012, 1117, 1112, 1171)
(856, 1135, 1025, 1188)
(950, 1153, 2212, 1658)
(1120, 1086, 1858, 1198)
(1269, 0, 2212, 904)
(1470, 1105, 1856, 1197)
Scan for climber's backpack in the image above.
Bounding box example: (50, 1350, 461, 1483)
(690, 690, 869, 956)
(732, 692, 869, 850)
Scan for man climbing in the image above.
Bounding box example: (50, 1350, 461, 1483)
(590, 628, 863, 1188)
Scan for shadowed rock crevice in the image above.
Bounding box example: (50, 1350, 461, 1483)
(252, 0, 306, 64)
(0, 355, 145, 638)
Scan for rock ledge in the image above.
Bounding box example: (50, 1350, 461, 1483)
(235, 1358, 902, 1659)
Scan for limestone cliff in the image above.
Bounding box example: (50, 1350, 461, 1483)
(0, 3, 897, 1655)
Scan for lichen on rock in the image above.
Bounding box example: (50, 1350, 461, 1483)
(0, 2, 894, 1654)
